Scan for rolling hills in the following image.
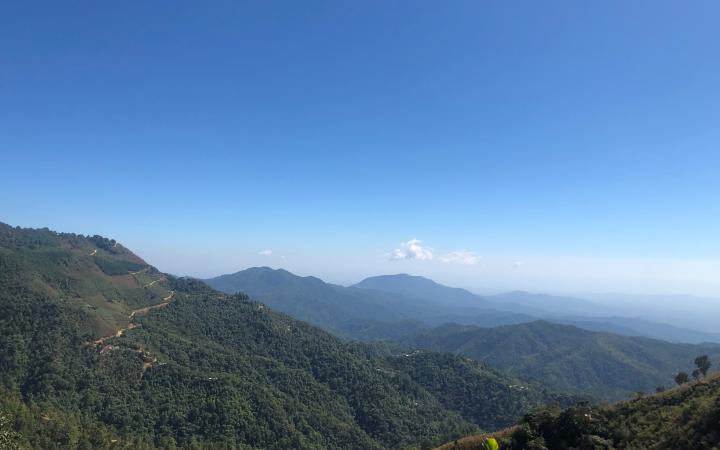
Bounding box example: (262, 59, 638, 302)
(0, 222, 570, 449)
(205, 268, 551, 341)
(209, 269, 720, 345)
(355, 274, 720, 344)
(436, 373, 720, 449)
(205, 267, 428, 340)
(396, 321, 720, 400)
(206, 267, 719, 400)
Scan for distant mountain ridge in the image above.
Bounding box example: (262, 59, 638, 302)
(353, 274, 490, 309)
(207, 268, 720, 345)
(396, 320, 720, 400)
(353, 273, 720, 344)
(0, 223, 574, 448)
(205, 268, 549, 340)
(205, 267, 430, 340)
(206, 267, 720, 400)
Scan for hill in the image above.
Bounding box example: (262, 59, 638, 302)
(435, 373, 720, 449)
(209, 269, 720, 345)
(353, 274, 491, 309)
(205, 267, 433, 340)
(396, 321, 720, 400)
(355, 275, 720, 344)
(0, 224, 171, 338)
(0, 223, 568, 449)
(205, 268, 555, 341)
(206, 268, 720, 401)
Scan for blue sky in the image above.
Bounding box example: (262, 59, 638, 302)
(2, 1, 720, 295)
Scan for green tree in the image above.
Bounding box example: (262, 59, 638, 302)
(694, 355, 711, 377)
(0, 411, 23, 450)
(675, 372, 690, 385)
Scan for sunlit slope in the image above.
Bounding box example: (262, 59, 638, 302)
(1, 223, 570, 449)
(0, 223, 172, 337)
(435, 373, 720, 449)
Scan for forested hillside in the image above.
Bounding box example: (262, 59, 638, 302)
(397, 321, 720, 400)
(0, 223, 568, 449)
(205, 268, 538, 341)
(435, 373, 720, 449)
(205, 267, 429, 340)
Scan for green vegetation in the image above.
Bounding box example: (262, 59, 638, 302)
(435, 373, 720, 449)
(0, 223, 167, 336)
(383, 352, 580, 431)
(694, 355, 712, 379)
(204, 267, 430, 341)
(93, 255, 146, 276)
(0, 408, 23, 450)
(676, 371, 690, 385)
(397, 321, 720, 400)
(0, 223, 571, 449)
(504, 374, 720, 449)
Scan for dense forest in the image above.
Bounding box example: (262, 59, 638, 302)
(0, 223, 570, 449)
(206, 268, 720, 402)
(435, 373, 720, 449)
(396, 322, 720, 400)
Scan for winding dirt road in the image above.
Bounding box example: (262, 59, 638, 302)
(94, 275, 175, 355)
(129, 291, 174, 319)
(144, 276, 166, 288)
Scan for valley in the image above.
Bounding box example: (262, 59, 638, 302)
(0, 223, 575, 449)
(5, 4, 718, 447)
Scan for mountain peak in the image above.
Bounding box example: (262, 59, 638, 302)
(353, 273, 486, 309)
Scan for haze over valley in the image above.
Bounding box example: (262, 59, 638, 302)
(3, 1, 720, 448)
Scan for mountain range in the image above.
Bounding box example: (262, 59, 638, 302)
(206, 267, 720, 401)
(396, 321, 720, 400)
(2, 222, 718, 448)
(0, 223, 574, 449)
(207, 268, 720, 345)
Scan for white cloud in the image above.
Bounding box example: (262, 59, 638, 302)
(439, 250, 481, 265)
(389, 239, 434, 261)
(258, 250, 272, 256)
(512, 261, 523, 268)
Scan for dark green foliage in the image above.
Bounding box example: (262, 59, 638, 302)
(0, 393, 151, 450)
(499, 375, 720, 449)
(0, 409, 24, 450)
(397, 321, 720, 400)
(118, 288, 479, 449)
(93, 256, 145, 276)
(88, 235, 117, 252)
(676, 372, 690, 385)
(4, 223, 569, 449)
(695, 355, 711, 377)
(382, 352, 580, 431)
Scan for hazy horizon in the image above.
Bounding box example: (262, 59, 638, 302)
(3, 1, 720, 297)
(4, 3, 720, 447)
(4, 218, 720, 299)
